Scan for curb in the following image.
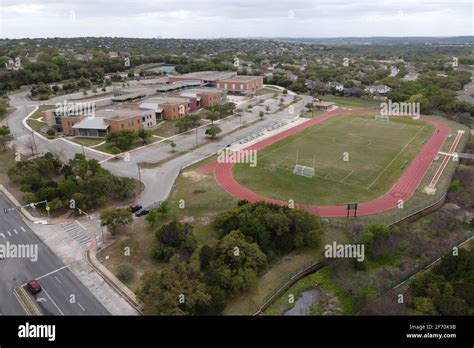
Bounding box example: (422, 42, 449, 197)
(85, 240, 143, 315)
(0, 184, 43, 223)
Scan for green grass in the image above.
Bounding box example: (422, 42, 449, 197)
(320, 96, 380, 108)
(70, 137, 104, 147)
(25, 105, 55, 137)
(94, 137, 159, 154)
(233, 113, 434, 205)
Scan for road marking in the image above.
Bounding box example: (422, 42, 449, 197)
(13, 229, 18, 235)
(7, 231, 12, 237)
(21, 265, 69, 286)
(20, 227, 26, 232)
(42, 288, 65, 316)
(78, 303, 85, 312)
(0, 233, 5, 239)
(54, 276, 62, 284)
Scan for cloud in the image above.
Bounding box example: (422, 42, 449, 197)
(1, 0, 472, 38)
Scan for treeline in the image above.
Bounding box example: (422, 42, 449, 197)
(7, 153, 135, 213)
(409, 248, 474, 315)
(387, 71, 474, 120)
(136, 201, 324, 315)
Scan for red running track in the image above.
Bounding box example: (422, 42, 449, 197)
(198, 108, 452, 217)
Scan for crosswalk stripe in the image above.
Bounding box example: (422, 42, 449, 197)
(20, 227, 26, 232)
(13, 229, 18, 235)
(7, 231, 12, 237)
(0, 233, 5, 238)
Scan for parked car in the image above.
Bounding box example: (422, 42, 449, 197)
(135, 209, 150, 217)
(26, 280, 42, 294)
(130, 204, 143, 213)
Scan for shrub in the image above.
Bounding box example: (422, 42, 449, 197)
(116, 263, 136, 283)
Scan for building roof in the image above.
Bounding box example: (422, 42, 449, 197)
(72, 117, 110, 130)
(169, 71, 237, 82)
(218, 75, 262, 83)
(147, 96, 189, 105)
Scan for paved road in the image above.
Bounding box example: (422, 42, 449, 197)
(0, 193, 109, 315)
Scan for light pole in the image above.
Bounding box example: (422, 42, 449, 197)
(195, 127, 198, 147)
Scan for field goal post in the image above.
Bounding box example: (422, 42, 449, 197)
(293, 150, 316, 178)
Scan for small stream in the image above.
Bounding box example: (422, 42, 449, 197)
(283, 288, 320, 316)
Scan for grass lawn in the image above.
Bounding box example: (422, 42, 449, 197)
(94, 137, 159, 154)
(320, 96, 381, 109)
(98, 165, 239, 290)
(258, 87, 282, 96)
(70, 137, 104, 147)
(26, 105, 55, 137)
(233, 113, 434, 205)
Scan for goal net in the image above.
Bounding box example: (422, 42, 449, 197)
(375, 114, 390, 122)
(293, 164, 315, 178)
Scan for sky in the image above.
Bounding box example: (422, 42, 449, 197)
(0, 0, 473, 39)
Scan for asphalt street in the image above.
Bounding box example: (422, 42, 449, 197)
(0, 193, 109, 315)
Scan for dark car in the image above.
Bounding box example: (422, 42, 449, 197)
(130, 204, 143, 213)
(135, 209, 150, 217)
(26, 280, 42, 294)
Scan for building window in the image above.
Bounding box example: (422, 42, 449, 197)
(240, 84, 244, 90)
(232, 84, 235, 89)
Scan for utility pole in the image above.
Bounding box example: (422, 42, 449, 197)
(31, 130, 37, 155)
(195, 127, 198, 147)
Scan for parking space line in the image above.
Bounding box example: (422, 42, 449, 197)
(54, 276, 62, 284)
(78, 303, 85, 312)
(21, 265, 69, 286)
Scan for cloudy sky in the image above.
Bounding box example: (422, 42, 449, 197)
(0, 0, 472, 39)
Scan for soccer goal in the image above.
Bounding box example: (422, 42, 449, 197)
(293, 164, 315, 178)
(375, 114, 390, 122)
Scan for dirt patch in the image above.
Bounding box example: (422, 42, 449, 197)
(182, 170, 208, 183)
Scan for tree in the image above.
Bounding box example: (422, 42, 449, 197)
(137, 128, 152, 145)
(46, 128, 55, 137)
(106, 130, 138, 151)
(200, 230, 267, 296)
(0, 126, 11, 150)
(170, 141, 176, 152)
(100, 207, 133, 235)
(206, 110, 219, 124)
(175, 117, 192, 133)
(205, 126, 222, 139)
(152, 220, 197, 261)
(137, 257, 212, 315)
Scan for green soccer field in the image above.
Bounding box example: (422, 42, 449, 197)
(233, 113, 435, 205)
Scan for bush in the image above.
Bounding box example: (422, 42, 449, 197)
(46, 128, 55, 137)
(116, 263, 136, 283)
(39, 94, 50, 100)
(449, 179, 461, 191)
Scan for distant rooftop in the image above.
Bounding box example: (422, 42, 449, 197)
(72, 117, 109, 130)
(218, 75, 262, 83)
(170, 71, 237, 82)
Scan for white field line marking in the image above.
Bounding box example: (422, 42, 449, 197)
(340, 170, 355, 183)
(21, 265, 69, 286)
(367, 125, 426, 190)
(42, 288, 65, 316)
